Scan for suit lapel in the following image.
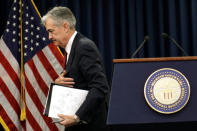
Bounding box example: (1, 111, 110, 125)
(66, 33, 80, 72)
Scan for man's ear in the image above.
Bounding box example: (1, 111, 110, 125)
(63, 22, 70, 31)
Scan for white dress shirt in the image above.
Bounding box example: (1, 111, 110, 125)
(64, 31, 77, 63)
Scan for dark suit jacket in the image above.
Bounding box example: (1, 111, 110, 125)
(65, 33, 110, 131)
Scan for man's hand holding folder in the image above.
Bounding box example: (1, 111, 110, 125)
(44, 83, 88, 125)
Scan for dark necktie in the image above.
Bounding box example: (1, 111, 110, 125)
(63, 51, 67, 69)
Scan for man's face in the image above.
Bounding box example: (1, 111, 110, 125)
(45, 17, 68, 48)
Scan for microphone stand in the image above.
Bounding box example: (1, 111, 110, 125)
(131, 36, 150, 58)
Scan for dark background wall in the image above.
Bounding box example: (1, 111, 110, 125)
(1, 0, 197, 130)
(2, 0, 197, 82)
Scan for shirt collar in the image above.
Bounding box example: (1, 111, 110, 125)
(65, 31, 77, 60)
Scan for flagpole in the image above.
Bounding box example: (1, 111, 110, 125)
(20, 0, 26, 121)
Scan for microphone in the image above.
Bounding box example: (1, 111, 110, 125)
(131, 36, 150, 58)
(161, 33, 188, 56)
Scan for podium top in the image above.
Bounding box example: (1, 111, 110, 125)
(113, 56, 197, 63)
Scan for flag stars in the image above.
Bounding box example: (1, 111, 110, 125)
(13, 15, 16, 19)
(36, 35, 39, 38)
(12, 23, 16, 26)
(24, 37, 28, 41)
(3, 1, 50, 62)
(3, 1, 52, 64)
(30, 17, 34, 20)
(6, 29, 9, 32)
(25, 29, 29, 33)
(25, 21, 29, 25)
(12, 39, 16, 42)
(42, 37, 46, 41)
(13, 31, 16, 35)
(13, 7, 16, 11)
(24, 45, 28, 48)
(35, 42, 39, 46)
(36, 27, 40, 30)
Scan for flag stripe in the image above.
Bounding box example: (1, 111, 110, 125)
(25, 120, 33, 131)
(0, 77, 19, 131)
(25, 74, 59, 130)
(0, 104, 18, 130)
(37, 50, 59, 81)
(0, 92, 23, 130)
(26, 59, 48, 96)
(0, 63, 20, 104)
(25, 61, 65, 130)
(0, 66, 25, 130)
(24, 63, 47, 106)
(25, 63, 64, 130)
(24, 75, 46, 115)
(25, 96, 46, 131)
(42, 46, 63, 76)
(0, 63, 20, 109)
(48, 43, 64, 68)
(0, 38, 20, 75)
(32, 55, 53, 89)
(0, 79, 21, 117)
(0, 51, 21, 90)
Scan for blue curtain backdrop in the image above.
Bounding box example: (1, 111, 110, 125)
(1, 0, 197, 82)
(1, 0, 197, 129)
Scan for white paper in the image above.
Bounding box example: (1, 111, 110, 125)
(48, 85, 88, 118)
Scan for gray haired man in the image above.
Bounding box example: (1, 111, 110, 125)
(42, 6, 110, 131)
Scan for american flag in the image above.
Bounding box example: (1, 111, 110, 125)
(0, 0, 65, 130)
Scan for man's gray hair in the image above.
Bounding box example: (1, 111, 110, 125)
(42, 6, 76, 30)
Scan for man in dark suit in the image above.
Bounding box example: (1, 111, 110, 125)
(42, 6, 110, 131)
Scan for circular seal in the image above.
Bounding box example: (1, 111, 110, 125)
(144, 68, 190, 114)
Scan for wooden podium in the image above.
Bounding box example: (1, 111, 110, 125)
(107, 56, 197, 125)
